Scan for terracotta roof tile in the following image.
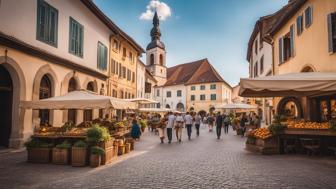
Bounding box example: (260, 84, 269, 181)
(164, 59, 231, 88)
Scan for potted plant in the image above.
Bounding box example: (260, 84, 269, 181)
(115, 122, 125, 132)
(71, 140, 87, 167)
(90, 146, 105, 167)
(25, 138, 54, 163)
(52, 140, 71, 165)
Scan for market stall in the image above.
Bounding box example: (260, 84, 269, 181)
(20, 90, 138, 167)
(239, 72, 336, 155)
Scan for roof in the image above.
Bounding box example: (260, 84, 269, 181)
(164, 58, 231, 88)
(145, 68, 158, 83)
(246, 0, 307, 61)
(81, 0, 145, 53)
(146, 39, 165, 51)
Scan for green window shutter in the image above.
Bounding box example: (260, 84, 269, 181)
(279, 37, 283, 64)
(104, 45, 107, 70)
(328, 13, 334, 53)
(79, 26, 83, 57)
(296, 15, 302, 36)
(290, 25, 295, 57)
(37, 0, 58, 46)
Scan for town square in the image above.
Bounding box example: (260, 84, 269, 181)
(0, 0, 336, 188)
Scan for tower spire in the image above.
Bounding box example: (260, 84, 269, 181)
(151, 11, 161, 41)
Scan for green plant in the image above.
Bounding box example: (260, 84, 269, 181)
(55, 140, 72, 149)
(115, 122, 124, 128)
(61, 122, 75, 132)
(91, 146, 105, 155)
(87, 124, 111, 143)
(73, 140, 87, 148)
(139, 119, 147, 129)
(268, 114, 287, 135)
(24, 138, 54, 148)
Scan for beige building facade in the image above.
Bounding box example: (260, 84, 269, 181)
(270, 0, 336, 121)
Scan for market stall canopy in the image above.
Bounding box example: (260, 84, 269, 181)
(139, 108, 173, 113)
(20, 90, 137, 110)
(239, 72, 336, 97)
(125, 98, 158, 104)
(215, 103, 257, 109)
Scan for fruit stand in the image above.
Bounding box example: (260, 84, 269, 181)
(21, 90, 138, 167)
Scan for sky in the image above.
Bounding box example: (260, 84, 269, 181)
(94, 0, 288, 86)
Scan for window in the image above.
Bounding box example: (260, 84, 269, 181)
(159, 54, 163, 65)
(150, 54, 154, 65)
(210, 84, 216, 90)
(254, 39, 258, 54)
(279, 25, 295, 63)
(145, 82, 152, 93)
(191, 95, 195, 101)
(200, 94, 205, 101)
(305, 6, 313, 28)
(132, 72, 135, 83)
(200, 85, 205, 90)
(122, 47, 126, 58)
(69, 17, 83, 57)
(296, 15, 303, 36)
(127, 69, 131, 81)
(166, 91, 171, 98)
(328, 12, 336, 53)
(39, 75, 52, 125)
(259, 34, 263, 49)
(111, 59, 115, 74)
(177, 90, 182, 97)
(129, 52, 133, 62)
(191, 86, 195, 91)
(260, 56, 264, 74)
(156, 89, 160, 97)
(211, 94, 216, 101)
(122, 66, 126, 78)
(254, 61, 258, 77)
(36, 0, 58, 46)
(97, 42, 107, 70)
(113, 39, 119, 51)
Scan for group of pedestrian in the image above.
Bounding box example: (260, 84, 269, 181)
(156, 111, 233, 144)
(238, 112, 261, 137)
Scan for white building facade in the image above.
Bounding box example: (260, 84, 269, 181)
(0, 0, 117, 147)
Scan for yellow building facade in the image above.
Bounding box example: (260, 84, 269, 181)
(108, 36, 143, 99)
(186, 82, 232, 113)
(271, 0, 336, 121)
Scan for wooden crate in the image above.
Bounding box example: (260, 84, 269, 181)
(71, 147, 87, 167)
(52, 148, 70, 165)
(125, 143, 131, 154)
(118, 145, 125, 156)
(27, 148, 51, 163)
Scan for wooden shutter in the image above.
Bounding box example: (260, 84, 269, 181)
(328, 13, 334, 53)
(279, 37, 284, 64)
(103, 45, 107, 70)
(290, 25, 295, 57)
(79, 25, 83, 57)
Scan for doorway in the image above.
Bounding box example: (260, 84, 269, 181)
(0, 65, 13, 147)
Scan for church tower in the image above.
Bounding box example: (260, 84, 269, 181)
(146, 11, 167, 86)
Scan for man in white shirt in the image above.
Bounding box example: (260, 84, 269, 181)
(166, 112, 175, 143)
(194, 113, 201, 136)
(175, 112, 184, 142)
(184, 112, 193, 140)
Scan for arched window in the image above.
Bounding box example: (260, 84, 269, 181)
(68, 77, 77, 124)
(301, 66, 314, 72)
(39, 75, 52, 125)
(159, 54, 163, 65)
(84, 82, 94, 121)
(150, 54, 154, 65)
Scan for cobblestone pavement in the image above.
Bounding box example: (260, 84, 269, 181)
(1, 126, 336, 189)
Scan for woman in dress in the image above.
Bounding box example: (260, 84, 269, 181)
(130, 119, 141, 140)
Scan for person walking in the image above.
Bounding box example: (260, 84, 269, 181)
(223, 114, 230, 134)
(157, 116, 166, 143)
(208, 114, 215, 132)
(215, 112, 223, 139)
(184, 112, 193, 140)
(130, 119, 141, 140)
(166, 112, 175, 143)
(240, 113, 248, 137)
(203, 114, 208, 129)
(194, 113, 201, 136)
(175, 112, 184, 142)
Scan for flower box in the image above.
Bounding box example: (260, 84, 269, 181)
(52, 148, 70, 165)
(71, 147, 87, 167)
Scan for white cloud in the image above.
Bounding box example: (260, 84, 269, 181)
(139, 0, 172, 21)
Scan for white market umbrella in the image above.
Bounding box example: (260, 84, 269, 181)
(20, 90, 137, 110)
(125, 98, 159, 104)
(139, 108, 173, 113)
(215, 103, 257, 110)
(239, 72, 336, 97)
